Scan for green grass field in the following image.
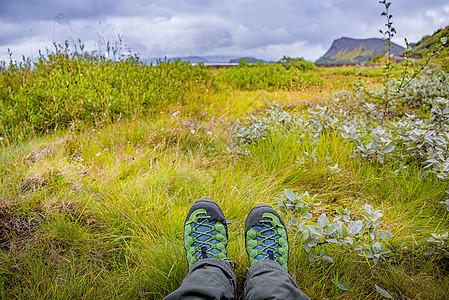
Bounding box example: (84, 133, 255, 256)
(1, 52, 448, 299)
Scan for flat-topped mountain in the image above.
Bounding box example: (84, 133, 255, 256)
(315, 37, 405, 65)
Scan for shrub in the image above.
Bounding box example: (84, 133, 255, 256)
(278, 56, 317, 72)
(0, 47, 215, 139)
(216, 62, 295, 90)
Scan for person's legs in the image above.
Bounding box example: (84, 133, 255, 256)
(244, 260, 310, 300)
(244, 205, 310, 300)
(164, 199, 236, 300)
(164, 258, 236, 300)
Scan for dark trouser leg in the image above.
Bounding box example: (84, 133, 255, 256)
(164, 258, 236, 300)
(244, 260, 310, 300)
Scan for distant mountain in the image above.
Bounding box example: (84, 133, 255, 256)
(143, 55, 269, 65)
(315, 37, 405, 65)
(229, 57, 264, 64)
(172, 56, 209, 63)
(202, 56, 239, 63)
(143, 56, 209, 65)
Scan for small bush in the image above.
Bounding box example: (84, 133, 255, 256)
(216, 62, 296, 91)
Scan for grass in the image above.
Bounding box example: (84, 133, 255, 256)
(1, 56, 449, 299)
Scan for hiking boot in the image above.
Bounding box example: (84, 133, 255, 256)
(245, 205, 289, 271)
(184, 199, 230, 269)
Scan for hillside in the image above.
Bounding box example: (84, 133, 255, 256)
(411, 25, 449, 58)
(315, 37, 405, 65)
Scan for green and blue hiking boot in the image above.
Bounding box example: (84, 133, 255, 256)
(245, 205, 289, 271)
(184, 199, 230, 269)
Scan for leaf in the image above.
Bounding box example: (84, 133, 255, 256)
(301, 191, 311, 202)
(382, 144, 395, 154)
(303, 212, 313, 219)
(341, 132, 350, 139)
(284, 189, 297, 201)
(337, 223, 347, 236)
(322, 256, 334, 263)
(295, 202, 305, 208)
(346, 236, 354, 246)
(378, 249, 391, 255)
(353, 245, 363, 251)
(302, 230, 310, 241)
(378, 231, 394, 240)
(375, 284, 393, 298)
(441, 37, 448, 44)
(372, 211, 384, 221)
(363, 250, 374, 258)
(410, 134, 419, 141)
(364, 204, 374, 215)
(373, 242, 383, 253)
(336, 206, 345, 215)
(318, 213, 329, 228)
(326, 223, 340, 236)
(298, 205, 308, 213)
(326, 238, 339, 244)
(309, 225, 324, 237)
(331, 278, 351, 291)
(308, 251, 316, 262)
(278, 206, 287, 214)
(348, 221, 364, 235)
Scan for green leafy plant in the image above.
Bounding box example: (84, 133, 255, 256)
(426, 232, 449, 259)
(378, 0, 396, 118)
(278, 189, 393, 266)
(378, 1, 448, 120)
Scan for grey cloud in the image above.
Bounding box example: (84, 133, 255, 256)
(0, 0, 119, 21)
(1, 0, 448, 62)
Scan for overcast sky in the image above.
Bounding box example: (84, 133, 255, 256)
(1, 0, 448, 62)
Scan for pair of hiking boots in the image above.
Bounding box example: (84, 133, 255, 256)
(184, 199, 289, 271)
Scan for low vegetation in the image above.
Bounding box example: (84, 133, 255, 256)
(1, 34, 449, 299)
